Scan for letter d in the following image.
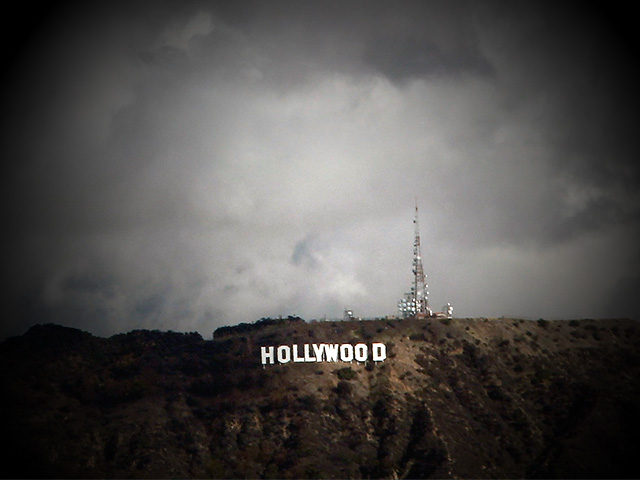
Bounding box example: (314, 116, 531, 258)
(372, 343, 386, 362)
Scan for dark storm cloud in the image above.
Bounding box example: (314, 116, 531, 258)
(606, 274, 640, 319)
(364, 34, 494, 81)
(291, 236, 318, 269)
(2, 1, 639, 338)
(149, 0, 498, 86)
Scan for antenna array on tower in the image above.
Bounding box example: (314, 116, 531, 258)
(398, 202, 433, 318)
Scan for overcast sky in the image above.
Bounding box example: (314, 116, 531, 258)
(2, 1, 639, 338)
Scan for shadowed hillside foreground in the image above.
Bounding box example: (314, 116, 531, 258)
(1, 317, 639, 478)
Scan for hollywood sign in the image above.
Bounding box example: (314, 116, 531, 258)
(261, 342, 386, 365)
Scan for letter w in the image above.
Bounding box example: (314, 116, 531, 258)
(324, 344, 339, 362)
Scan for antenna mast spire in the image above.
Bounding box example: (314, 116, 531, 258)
(399, 200, 431, 318)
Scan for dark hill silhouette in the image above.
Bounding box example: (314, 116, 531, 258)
(1, 317, 639, 478)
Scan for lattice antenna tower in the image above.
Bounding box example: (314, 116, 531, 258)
(412, 201, 430, 316)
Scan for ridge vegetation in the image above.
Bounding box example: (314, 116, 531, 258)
(1, 317, 639, 478)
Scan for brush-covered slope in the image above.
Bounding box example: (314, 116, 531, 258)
(1, 317, 639, 478)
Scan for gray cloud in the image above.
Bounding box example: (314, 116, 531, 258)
(2, 1, 639, 338)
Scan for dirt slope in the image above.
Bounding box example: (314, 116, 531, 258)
(1, 317, 639, 478)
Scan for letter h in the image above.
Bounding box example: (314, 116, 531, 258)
(261, 346, 275, 365)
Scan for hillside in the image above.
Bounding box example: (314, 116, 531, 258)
(1, 317, 639, 478)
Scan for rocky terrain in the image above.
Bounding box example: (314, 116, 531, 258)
(1, 316, 640, 478)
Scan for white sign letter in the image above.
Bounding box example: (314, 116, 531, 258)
(312, 343, 324, 362)
(277, 345, 291, 363)
(304, 344, 316, 362)
(324, 344, 339, 362)
(372, 343, 387, 362)
(354, 343, 368, 362)
(261, 346, 275, 365)
(292, 344, 304, 362)
(340, 344, 354, 362)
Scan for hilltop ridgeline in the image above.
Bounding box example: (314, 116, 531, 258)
(1, 317, 640, 478)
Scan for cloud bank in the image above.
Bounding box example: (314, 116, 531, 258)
(2, 1, 639, 337)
